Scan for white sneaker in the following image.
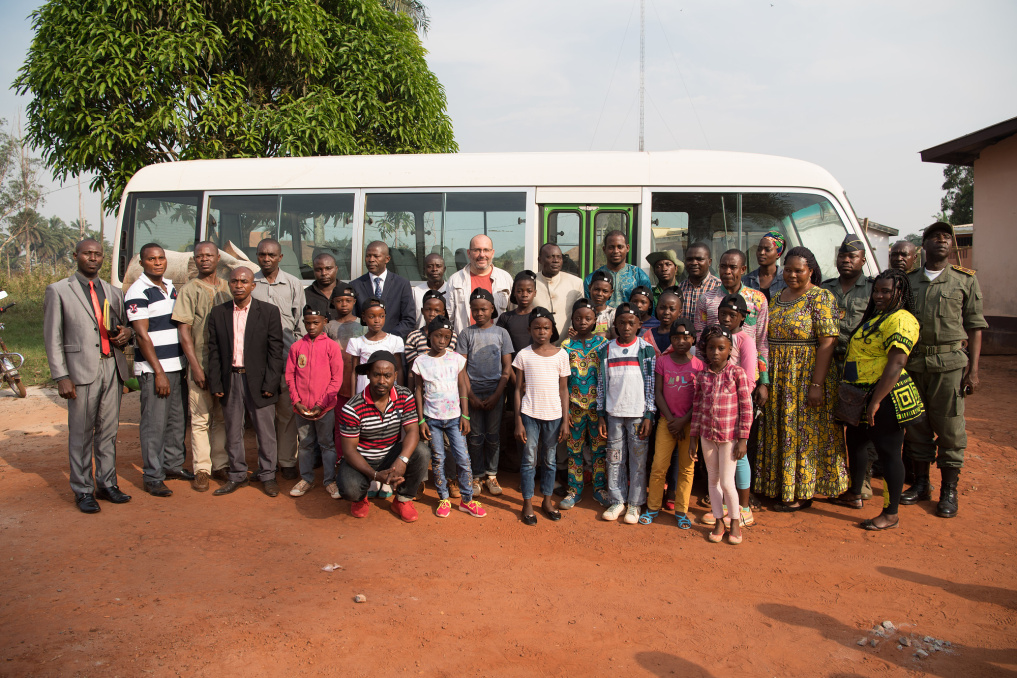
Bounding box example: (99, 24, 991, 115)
(623, 504, 640, 524)
(325, 482, 341, 500)
(602, 503, 625, 521)
(290, 479, 313, 497)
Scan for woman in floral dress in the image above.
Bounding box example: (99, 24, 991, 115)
(755, 246, 848, 510)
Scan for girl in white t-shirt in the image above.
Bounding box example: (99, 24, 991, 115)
(346, 298, 405, 395)
(411, 316, 485, 519)
(512, 307, 570, 526)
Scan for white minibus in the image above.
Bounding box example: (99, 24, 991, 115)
(111, 150, 878, 287)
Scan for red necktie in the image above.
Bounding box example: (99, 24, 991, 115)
(89, 280, 111, 355)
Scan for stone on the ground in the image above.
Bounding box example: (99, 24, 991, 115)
(354, 594, 367, 603)
(857, 638, 868, 646)
(915, 649, 929, 659)
(882, 620, 895, 631)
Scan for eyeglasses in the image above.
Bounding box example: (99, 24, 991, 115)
(470, 247, 494, 254)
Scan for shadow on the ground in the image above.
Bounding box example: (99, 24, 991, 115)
(877, 566, 1017, 610)
(634, 650, 715, 677)
(757, 602, 1017, 677)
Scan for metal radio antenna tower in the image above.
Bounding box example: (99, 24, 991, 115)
(639, 0, 645, 152)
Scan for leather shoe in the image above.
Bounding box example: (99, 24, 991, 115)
(280, 466, 298, 480)
(192, 471, 210, 492)
(211, 468, 230, 482)
(213, 479, 249, 496)
(95, 485, 132, 503)
(75, 493, 101, 514)
(262, 479, 280, 497)
(164, 468, 196, 481)
(144, 481, 173, 497)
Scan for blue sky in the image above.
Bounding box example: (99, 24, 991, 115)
(3, 0, 1016, 238)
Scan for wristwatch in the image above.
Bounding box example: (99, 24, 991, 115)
(398, 456, 410, 465)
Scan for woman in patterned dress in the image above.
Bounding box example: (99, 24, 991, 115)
(755, 246, 848, 510)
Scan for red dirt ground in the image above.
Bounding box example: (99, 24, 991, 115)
(1, 357, 1016, 677)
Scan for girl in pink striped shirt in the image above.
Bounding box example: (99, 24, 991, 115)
(689, 325, 753, 545)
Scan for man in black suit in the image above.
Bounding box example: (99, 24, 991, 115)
(206, 266, 286, 497)
(351, 241, 416, 338)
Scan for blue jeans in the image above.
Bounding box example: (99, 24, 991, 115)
(428, 417, 473, 501)
(606, 415, 649, 506)
(468, 388, 504, 479)
(520, 413, 560, 500)
(297, 410, 336, 485)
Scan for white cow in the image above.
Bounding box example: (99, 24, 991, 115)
(121, 242, 255, 291)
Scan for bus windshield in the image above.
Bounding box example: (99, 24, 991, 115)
(650, 191, 849, 280)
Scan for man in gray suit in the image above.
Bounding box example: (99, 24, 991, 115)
(44, 239, 134, 514)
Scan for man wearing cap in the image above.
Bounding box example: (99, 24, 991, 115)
(337, 350, 425, 522)
(583, 229, 652, 308)
(534, 243, 583, 345)
(207, 266, 286, 497)
(172, 241, 231, 492)
(646, 250, 684, 303)
(676, 242, 722, 328)
(820, 235, 873, 373)
(889, 240, 920, 273)
(412, 253, 451, 329)
(901, 221, 987, 519)
(351, 241, 416, 338)
(305, 252, 340, 320)
(447, 234, 514, 332)
(252, 238, 305, 480)
(744, 231, 788, 301)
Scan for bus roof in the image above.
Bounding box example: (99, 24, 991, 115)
(119, 150, 847, 196)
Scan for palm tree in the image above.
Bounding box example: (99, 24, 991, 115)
(382, 0, 430, 34)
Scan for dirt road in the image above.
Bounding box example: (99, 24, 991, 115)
(2, 358, 1016, 677)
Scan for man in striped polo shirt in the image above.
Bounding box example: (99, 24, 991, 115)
(337, 351, 425, 522)
(126, 243, 191, 497)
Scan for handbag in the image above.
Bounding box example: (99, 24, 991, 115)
(835, 382, 870, 426)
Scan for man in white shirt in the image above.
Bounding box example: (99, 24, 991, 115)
(447, 234, 513, 331)
(412, 253, 451, 328)
(533, 243, 583, 345)
(251, 238, 304, 479)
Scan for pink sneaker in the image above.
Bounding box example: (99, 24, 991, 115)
(390, 498, 419, 522)
(459, 499, 487, 518)
(351, 497, 370, 518)
(435, 499, 452, 518)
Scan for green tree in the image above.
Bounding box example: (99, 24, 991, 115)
(939, 164, 973, 225)
(14, 0, 457, 215)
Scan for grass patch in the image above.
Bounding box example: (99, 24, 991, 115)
(1, 271, 69, 386)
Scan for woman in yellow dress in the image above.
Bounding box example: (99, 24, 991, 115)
(755, 246, 848, 510)
(829, 269, 924, 530)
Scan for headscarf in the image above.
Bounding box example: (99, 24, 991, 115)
(762, 230, 786, 255)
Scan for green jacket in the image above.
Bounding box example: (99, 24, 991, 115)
(906, 266, 988, 373)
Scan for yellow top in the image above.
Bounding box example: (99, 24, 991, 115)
(842, 309, 920, 385)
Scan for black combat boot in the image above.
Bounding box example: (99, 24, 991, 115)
(899, 461, 933, 505)
(936, 468, 959, 518)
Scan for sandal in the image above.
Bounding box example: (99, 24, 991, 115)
(638, 510, 659, 525)
(773, 499, 813, 513)
(861, 516, 899, 531)
(830, 492, 864, 509)
(674, 513, 693, 530)
(542, 506, 562, 522)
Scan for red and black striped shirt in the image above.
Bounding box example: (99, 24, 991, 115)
(339, 385, 417, 461)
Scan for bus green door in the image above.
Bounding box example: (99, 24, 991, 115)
(541, 204, 635, 279)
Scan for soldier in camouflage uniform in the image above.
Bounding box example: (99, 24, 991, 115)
(821, 235, 875, 496)
(901, 221, 987, 518)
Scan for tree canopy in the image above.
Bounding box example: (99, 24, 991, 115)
(14, 0, 457, 214)
(939, 164, 973, 225)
